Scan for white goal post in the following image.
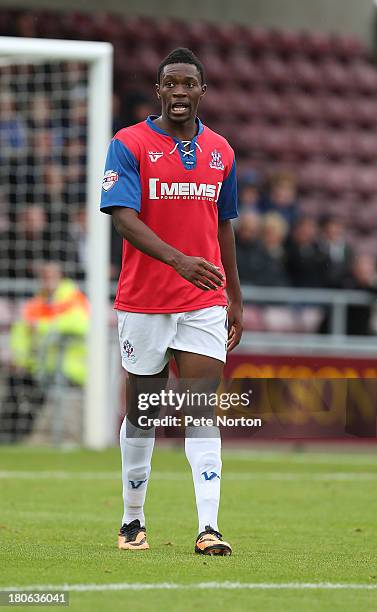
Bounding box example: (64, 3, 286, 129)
(0, 37, 113, 449)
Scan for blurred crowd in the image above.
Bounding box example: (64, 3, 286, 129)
(0, 63, 89, 281)
(234, 170, 377, 334)
(235, 169, 377, 290)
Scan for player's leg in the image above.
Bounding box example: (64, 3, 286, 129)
(116, 310, 175, 550)
(174, 350, 231, 555)
(171, 305, 232, 553)
(119, 366, 169, 550)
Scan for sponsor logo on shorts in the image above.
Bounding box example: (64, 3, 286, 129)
(123, 339, 136, 364)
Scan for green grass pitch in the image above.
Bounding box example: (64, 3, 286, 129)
(1, 444, 377, 611)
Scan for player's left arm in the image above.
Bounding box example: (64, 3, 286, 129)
(218, 220, 243, 351)
(217, 155, 243, 352)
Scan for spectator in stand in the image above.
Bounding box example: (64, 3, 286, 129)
(0, 92, 27, 161)
(0, 204, 78, 280)
(68, 207, 87, 280)
(0, 205, 48, 279)
(235, 212, 290, 287)
(234, 211, 264, 283)
(63, 137, 86, 205)
(121, 90, 156, 127)
(68, 90, 87, 142)
(0, 261, 89, 440)
(285, 216, 327, 287)
(237, 170, 262, 214)
(28, 94, 64, 155)
(344, 254, 377, 336)
(318, 215, 354, 288)
(256, 213, 290, 286)
(261, 171, 299, 227)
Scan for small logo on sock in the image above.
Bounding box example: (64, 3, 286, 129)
(202, 471, 220, 481)
(129, 479, 147, 489)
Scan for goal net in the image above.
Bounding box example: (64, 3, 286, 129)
(0, 37, 114, 449)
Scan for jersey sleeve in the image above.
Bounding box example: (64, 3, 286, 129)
(100, 138, 141, 214)
(217, 156, 238, 221)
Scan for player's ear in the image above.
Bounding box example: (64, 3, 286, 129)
(155, 83, 161, 100)
(200, 84, 207, 98)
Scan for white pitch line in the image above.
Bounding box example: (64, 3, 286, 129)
(2, 582, 377, 591)
(0, 471, 377, 481)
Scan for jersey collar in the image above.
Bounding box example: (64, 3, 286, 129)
(146, 115, 204, 138)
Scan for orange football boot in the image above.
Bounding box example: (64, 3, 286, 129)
(195, 525, 232, 556)
(118, 519, 149, 550)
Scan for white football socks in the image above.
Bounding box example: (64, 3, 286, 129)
(119, 416, 155, 527)
(185, 426, 222, 533)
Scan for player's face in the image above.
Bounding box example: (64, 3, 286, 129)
(156, 63, 206, 124)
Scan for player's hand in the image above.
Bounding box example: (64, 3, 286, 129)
(174, 254, 224, 291)
(226, 301, 243, 352)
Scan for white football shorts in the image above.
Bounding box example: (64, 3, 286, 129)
(116, 305, 228, 375)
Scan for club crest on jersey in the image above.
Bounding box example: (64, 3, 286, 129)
(102, 169, 118, 191)
(148, 151, 164, 163)
(123, 339, 136, 364)
(209, 149, 224, 171)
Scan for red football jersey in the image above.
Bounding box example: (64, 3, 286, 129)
(100, 116, 238, 313)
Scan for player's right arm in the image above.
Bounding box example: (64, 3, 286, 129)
(100, 137, 223, 292)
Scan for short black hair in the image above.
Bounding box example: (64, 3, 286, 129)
(157, 47, 205, 85)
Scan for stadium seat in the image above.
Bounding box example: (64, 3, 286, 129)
(291, 128, 325, 159)
(289, 58, 323, 90)
(272, 30, 302, 57)
(256, 90, 291, 122)
(320, 96, 353, 126)
(351, 61, 377, 94)
(197, 48, 228, 84)
(260, 55, 293, 88)
(301, 31, 333, 59)
(298, 163, 328, 192)
(261, 127, 293, 159)
(322, 131, 353, 161)
(245, 27, 274, 55)
(353, 203, 377, 232)
(330, 34, 365, 62)
(226, 89, 254, 120)
(200, 89, 231, 119)
(352, 98, 377, 128)
(153, 18, 188, 50)
(352, 167, 377, 197)
(216, 24, 248, 50)
(321, 60, 353, 94)
(185, 22, 217, 49)
(353, 133, 377, 162)
(288, 94, 323, 125)
(227, 52, 259, 87)
(323, 165, 353, 194)
(135, 47, 162, 78)
(235, 124, 266, 155)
